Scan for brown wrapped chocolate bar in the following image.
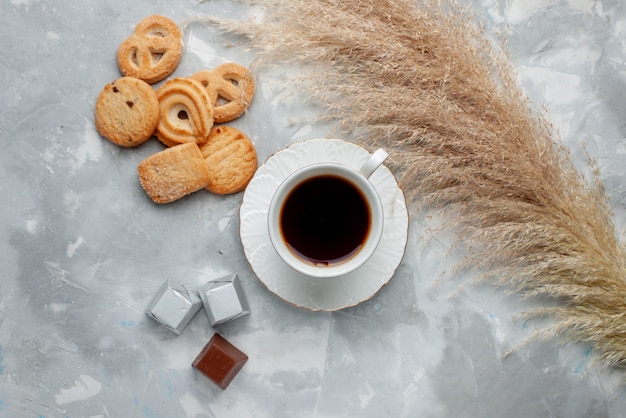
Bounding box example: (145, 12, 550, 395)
(192, 333, 248, 390)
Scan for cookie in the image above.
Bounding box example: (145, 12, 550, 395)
(155, 77, 214, 147)
(117, 15, 182, 84)
(191, 63, 255, 123)
(199, 126, 257, 195)
(137, 142, 211, 204)
(95, 76, 160, 147)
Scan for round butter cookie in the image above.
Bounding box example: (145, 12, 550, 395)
(191, 63, 255, 123)
(95, 76, 159, 147)
(117, 15, 182, 84)
(199, 126, 258, 195)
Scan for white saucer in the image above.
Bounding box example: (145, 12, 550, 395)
(239, 139, 409, 311)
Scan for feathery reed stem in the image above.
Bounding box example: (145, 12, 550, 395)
(194, 0, 626, 369)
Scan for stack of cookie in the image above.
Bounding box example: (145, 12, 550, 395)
(94, 15, 258, 203)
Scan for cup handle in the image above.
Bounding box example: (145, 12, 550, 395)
(359, 148, 389, 178)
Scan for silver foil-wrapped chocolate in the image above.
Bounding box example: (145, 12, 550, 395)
(145, 279, 202, 334)
(194, 273, 250, 326)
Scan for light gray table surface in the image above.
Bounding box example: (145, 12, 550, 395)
(2, 0, 626, 416)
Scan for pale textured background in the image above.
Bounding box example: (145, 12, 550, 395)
(1, 0, 625, 416)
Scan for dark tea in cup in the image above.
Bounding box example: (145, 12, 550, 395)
(279, 174, 371, 266)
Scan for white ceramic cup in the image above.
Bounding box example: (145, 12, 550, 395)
(268, 148, 388, 278)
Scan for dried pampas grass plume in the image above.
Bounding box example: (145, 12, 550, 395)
(194, 0, 626, 368)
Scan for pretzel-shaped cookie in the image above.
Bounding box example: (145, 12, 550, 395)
(117, 15, 182, 84)
(155, 78, 214, 147)
(191, 63, 255, 123)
